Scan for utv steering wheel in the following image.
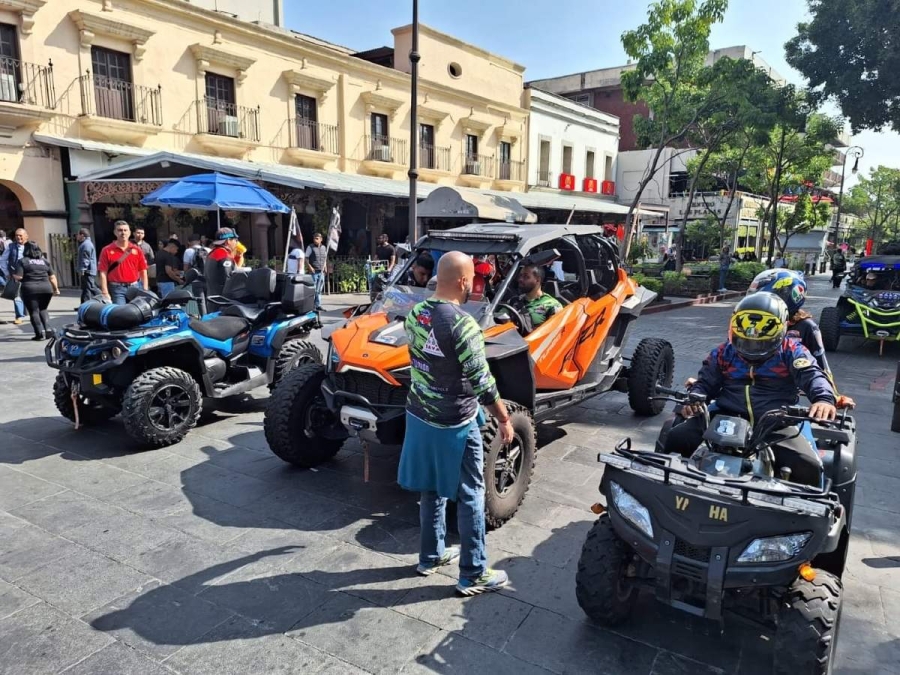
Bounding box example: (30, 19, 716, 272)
(496, 303, 530, 336)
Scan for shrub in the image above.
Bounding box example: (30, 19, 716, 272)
(662, 270, 687, 295)
(728, 261, 765, 283)
(634, 273, 663, 294)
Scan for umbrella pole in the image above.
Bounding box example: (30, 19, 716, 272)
(217, 208, 221, 229)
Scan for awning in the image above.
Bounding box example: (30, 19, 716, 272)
(33, 134, 157, 158)
(417, 186, 536, 223)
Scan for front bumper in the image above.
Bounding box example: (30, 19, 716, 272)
(321, 376, 406, 445)
(841, 299, 900, 340)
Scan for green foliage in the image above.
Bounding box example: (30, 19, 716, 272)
(787, 0, 900, 133)
(333, 260, 367, 293)
(628, 236, 653, 263)
(662, 270, 687, 295)
(853, 165, 900, 244)
(633, 273, 663, 295)
(728, 261, 765, 283)
(685, 215, 734, 256)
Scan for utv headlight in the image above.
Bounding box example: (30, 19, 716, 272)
(609, 481, 653, 538)
(737, 533, 812, 563)
(327, 342, 340, 371)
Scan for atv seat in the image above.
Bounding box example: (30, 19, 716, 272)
(189, 316, 249, 341)
(221, 302, 268, 324)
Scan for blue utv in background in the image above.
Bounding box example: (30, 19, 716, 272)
(46, 268, 321, 447)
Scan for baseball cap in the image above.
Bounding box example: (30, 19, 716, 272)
(214, 227, 238, 245)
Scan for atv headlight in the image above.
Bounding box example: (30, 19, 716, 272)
(737, 533, 812, 563)
(327, 342, 340, 371)
(609, 481, 653, 538)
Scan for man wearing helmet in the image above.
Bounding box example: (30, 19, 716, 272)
(664, 292, 837, 486)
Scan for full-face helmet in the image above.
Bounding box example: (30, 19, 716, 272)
(748, 269, 807, 316)
(730, 292, 789, 362)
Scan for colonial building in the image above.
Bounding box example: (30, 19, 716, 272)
(0, 0, 531, 265)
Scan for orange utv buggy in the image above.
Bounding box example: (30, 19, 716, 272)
(264, 224, 674, 527)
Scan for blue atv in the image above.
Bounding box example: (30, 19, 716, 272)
(46, 268, 321, 447)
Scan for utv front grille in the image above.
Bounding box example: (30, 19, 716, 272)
(334, 371, 408, 407)
(674, 539, 711, 563)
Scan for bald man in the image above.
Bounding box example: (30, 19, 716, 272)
(398, 251, 513, 596)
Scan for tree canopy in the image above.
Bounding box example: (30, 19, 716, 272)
(786, 0, 900, 133)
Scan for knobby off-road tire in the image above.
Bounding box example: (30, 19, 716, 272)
(819, 307, 842, 353)
(482, 401, 536, 529)
(121, 367, 202, 447)
(773, 572, 843, 675)
(575, 515, 637, 626)
(628, 337, 675, 416)
(264, 363, 344, 467)
(53, 372, 118, 426)
(892, 400, 900, 433)
(271, 339, 322, 390)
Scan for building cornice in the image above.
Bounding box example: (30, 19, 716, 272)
(0, 0, 45, 35)
(190, 44, 256, 81)
(69, 9, 155, 61)
(282, 67, 336, 98)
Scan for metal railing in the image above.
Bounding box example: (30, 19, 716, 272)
(79, 73, 162, 126)
(197, 97, 260, 141)
(0, 57, 55, 108)
(419, 143, 450, 171)
(498, 159, 524, 182)
(462, 153, 494, 177)
(364, 134, 407, 163)
(290, 118, 338, 154)
(536, 169, 552, 187)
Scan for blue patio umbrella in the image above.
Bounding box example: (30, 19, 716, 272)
(141, 172, 290, 227)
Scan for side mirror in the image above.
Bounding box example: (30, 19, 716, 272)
(494, 312, 511, 324)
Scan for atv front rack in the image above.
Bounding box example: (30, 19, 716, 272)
(601, 440, 839, 518)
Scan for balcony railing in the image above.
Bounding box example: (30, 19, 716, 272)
(197, 97, 260, 142)
(536, 169, 552, 187)
(419, 143, 450, 171)
(0, 57, 55, 109)
(497, 159, 524, 182)
(365, 134, 407, 164)
(462, 153, 494, 177)
(290, 118, 338, 155)
(79, 73, 162, 126)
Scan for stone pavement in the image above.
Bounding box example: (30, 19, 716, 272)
(0, 276, 898, 674)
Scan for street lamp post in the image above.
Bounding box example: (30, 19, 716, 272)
(832, 145, 863, 244)
(407, 0, 420, 247)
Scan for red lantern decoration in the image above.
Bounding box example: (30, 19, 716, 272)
(558, 173, 576, 191)
(583, 177, 598, 193)
(601, 180, 616, 196)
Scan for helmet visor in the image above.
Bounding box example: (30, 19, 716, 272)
(731, 334, 781, 361)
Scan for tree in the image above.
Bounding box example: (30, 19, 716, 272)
(618, 0, 729, 257)
(685, 214, 733, 258)
(673, 57, 781, 269)
(854, 166, 900, 245)
(772, 193, 833, 255)
(786, 0, 900, 133)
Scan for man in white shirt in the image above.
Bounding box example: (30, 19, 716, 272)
(286, 245, 306, 275)
(182, 233, 209, 271)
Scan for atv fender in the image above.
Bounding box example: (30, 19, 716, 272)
(269, 313, 319, 353)
(619, 285, 657, 316)
(133, 337, 212, 395)
(484, 329, 534, 412)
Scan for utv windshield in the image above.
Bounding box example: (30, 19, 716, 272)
(369, 285, 492, 322)
(847, 258, 900, 292)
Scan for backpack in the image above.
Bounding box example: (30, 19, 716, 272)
(190, 245, 208, 273)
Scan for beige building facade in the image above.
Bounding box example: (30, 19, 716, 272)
(0, 0, 529, 253)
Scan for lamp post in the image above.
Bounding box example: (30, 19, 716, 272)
(407, 0, 420, 247)
(832, 145, 863, 244)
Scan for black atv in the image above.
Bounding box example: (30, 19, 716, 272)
(575, 386, 857, 675)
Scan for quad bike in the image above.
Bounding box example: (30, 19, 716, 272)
(820, 255, 900, 356)
(265, 223, 674, 528)
(576, 385, 857, 675)
(46, 268, 321, 447)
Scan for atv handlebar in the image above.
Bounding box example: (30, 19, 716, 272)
(653, 384, 707, 404)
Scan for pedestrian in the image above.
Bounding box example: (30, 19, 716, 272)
(4, 228, 31, 324)
(76, 228, 99, 305)
(12, 245, 60, 340)
(830, 249, 847, 289)
(805, 252, 817, 276)
(133, 225, 155, 280)
(305, 232, 327, 310)
(205, 227, 240, 297)
(376, 233, 396, 273)
(155, 239, 183, 297)
(397, 251, 513, 596)
(98, 221, 149, 305)
(182, 233, 209, 273)
(718, 244, 732, 292)
(286, 237, 306, 275)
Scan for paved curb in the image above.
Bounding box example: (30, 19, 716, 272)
(644, 290, 746, 315)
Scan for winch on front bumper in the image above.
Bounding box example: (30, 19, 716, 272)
(599, 447, 843, 621)
(321, 370, 409, 445)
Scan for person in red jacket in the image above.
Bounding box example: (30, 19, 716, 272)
(98, 221, 148, 305)
(205, 227, 240, 297)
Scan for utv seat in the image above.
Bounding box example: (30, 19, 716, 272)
(189, 316, 249, 341)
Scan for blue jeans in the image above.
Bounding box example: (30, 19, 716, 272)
(157, 281, 176, 298)
(719, 266, 728, 290)
(312, 271, 325, 308)
(109, 282, 140, 305)
(419, 422, 487, 580)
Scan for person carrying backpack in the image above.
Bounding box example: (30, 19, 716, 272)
(182, 233, 209, 273)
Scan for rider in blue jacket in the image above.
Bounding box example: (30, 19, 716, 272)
(664, 292, 837, 486)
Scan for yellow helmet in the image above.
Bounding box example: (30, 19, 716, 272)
(730, 292, 789, 361)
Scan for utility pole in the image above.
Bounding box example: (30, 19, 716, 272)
(832, 145, 863, 244)
(407, 0, 420, 246)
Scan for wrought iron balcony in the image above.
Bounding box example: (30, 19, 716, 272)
(0, 57, 55, 109)
(290, 118, 338, 155)
(197, 97, 260, 142)
(364, 134, 407, 164)
(497, 159, 524, 182)
(419, 143, 450, 171)
(79, 73, 162, 126)
(462, 153, 494, 177)
(536, 169, 552, 188)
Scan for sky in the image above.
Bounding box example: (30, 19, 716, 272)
(283, 0, 898, 187)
